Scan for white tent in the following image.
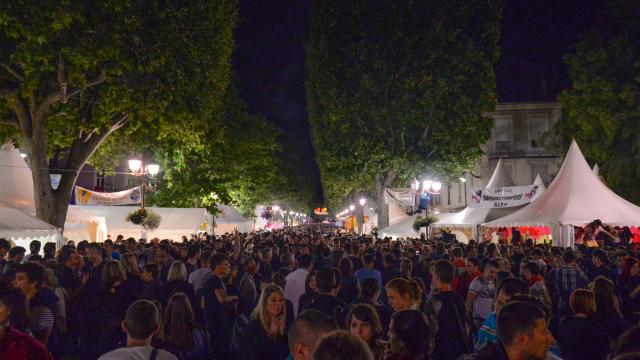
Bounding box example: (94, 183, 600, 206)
(68, 205, 213, 241)
(379, 214, 421, 239)
(0, 202, 62, 249)
(483, 140, 640, 247)
(533, 174, 547, 192)
(0, 143, 36, 214)
(63, 207, 108, 242)
(214, 205, 253, 234)
(432, 159, 523, 241)
(0, 143, 107, 242)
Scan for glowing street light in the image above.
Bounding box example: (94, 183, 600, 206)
(432, 182, 442, 192)
(349, 205, 355, 212)
(128, 159, 142, 173)
(459, 177, 466, 183)
(147, 164, 160, 177)
(359, 198, 366, 206)
(422, 180, 433, 191)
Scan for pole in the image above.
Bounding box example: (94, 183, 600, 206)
(141, 154, 146, 210)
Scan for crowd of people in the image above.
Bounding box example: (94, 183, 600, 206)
(2, 225, 640, 360)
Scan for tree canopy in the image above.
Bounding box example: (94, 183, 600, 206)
(558, 0, 640, 204)
(0, 1, 237, 227)
(306, 0, 502, 225)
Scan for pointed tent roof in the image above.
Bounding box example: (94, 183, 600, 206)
(485, 158, 515, 188)
(379, 214, 421, 239)
(484, 140, 640, 228)
(434, 158, 518, 227)
(533, 174, 546, 191)
(593, 163, 600, 176)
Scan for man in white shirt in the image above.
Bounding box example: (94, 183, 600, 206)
(285, 254, 314, 316)
(98, 300, 177, 360)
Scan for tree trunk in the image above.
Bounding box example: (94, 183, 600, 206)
(375, 170, 396, 229)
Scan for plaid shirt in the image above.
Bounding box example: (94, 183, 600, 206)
(553, 264, 588, 313)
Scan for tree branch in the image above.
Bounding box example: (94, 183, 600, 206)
(0, 63, 23, 81)
(66, 68, 107, 99)
(0, 115, 19, 127)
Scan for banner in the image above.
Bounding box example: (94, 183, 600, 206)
(74, 186, 142, 206)
(384, 188, 415, 208)
(469, 184, 542, 208)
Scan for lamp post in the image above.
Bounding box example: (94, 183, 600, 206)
(358, 198, 366, 235)
(128, 156, 160, 209)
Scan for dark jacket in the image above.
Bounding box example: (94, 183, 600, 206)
(303, 293, 346, 324)
(558, 315, 610, 360)
(160, 280, 198, 314)
(424, 290, 471, 360)
(338, 274, 360, 304)
(162, 326, 211, 360)
(243, 319, 289, 360)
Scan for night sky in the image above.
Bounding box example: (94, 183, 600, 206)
(232, 0, 605, 203)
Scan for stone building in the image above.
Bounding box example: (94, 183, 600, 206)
(436, 101, 563, 213)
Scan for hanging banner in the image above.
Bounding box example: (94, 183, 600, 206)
(74, 186, 142, 206)
(469, 184, 542, 208)
(384, 188, 415, 208)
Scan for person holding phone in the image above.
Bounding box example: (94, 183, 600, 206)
(243, 284, 290, 360)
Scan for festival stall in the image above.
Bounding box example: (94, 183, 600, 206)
(0, 142, 103, 246)
(432, 159, 545, 242)
(214, 204, 254, 234)
(0, 201, 63, 250)
(378, 214, 421, 239)
(69, 205, 213, 241)
(63, 206, 108, 242)
(483, 140, 640, 247)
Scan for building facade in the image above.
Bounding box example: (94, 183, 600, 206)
(436, 101, 563, 213)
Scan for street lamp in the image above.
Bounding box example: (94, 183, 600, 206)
(349, 204, 355, 212)
(359, 198, 366, 207)
(128, 156, 160, 209)
(358, 198, 367, 234)
(432, 182, 442, 192)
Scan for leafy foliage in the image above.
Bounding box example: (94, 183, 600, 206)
(557, 1, 640, 203)
(126, 208, 161, 231)
(412, 215, 439, 232)
(0, 1, 237, 226)
(306, 0, 502, 224)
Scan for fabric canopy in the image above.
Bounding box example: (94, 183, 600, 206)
(214, 205, 253, 234)
(379, 214, 421, 239)
(483, 140, 640, 246)
(0, 143, 36, 215)
(64, 207, 107, 242)
(433, 158, 524, 240)
(0, 201, 62, 249)
(69, 206, 213, 241)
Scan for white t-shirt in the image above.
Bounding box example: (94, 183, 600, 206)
(284, 268, 309, 316)
(98, 346, 177, 360)
(468, 276, 496, 320)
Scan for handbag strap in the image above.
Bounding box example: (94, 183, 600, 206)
(149, 348, 158, 360)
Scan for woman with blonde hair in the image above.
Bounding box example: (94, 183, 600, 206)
(243, 284, 289, 360)
(557, 289, 610, 360)
(385, 278, 420, 311)
(161, 292, 211, 359)
(160, 261, 197, 313)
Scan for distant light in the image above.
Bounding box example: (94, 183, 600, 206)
(349, 205, 355, 211)
(359, 198, 366, 206)
(434, 210, 440, 214)
(147, 163, 160, 177)
(20, 153, 27, 159)
(459, 177, 466, 182)
(128, 159, 142, 172)
(432, 182, 442, 191)
(273, 205, 280, 211)
(423, 180, 433, 191)
(369, 208, 374, 211)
